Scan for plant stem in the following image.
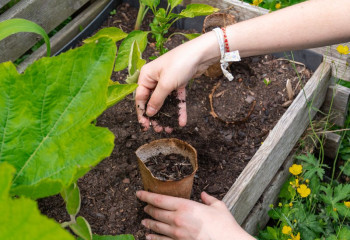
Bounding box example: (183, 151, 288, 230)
(135, 3, 146, 30)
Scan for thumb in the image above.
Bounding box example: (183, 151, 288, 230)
(201, 191, 220, 206)
(146, 83, 172, 117)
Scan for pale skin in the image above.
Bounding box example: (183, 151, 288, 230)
(135, 0, 350, 239)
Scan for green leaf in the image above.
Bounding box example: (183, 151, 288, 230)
(0, 38, 116, 199)
(69, 216, 92, 240)
(0, 18, 51, 56)
(175, 32, 201, 40)
(178, 4, 219, 18)
(83, 27, 127, 44)
(128, 41, 146, 77)
(266, 226, 278, 239)
(140, 0, 160, 8)
(0, 162, 74, 240)
(338, 226, 350, 240)
(125, 71, 140, 85)
(340, 161, 350, 176)
(61, 182, 81, 216)
(115, 31, 149, 71)
(168, 0, 183, 10)
(78, 234, 135, 240)
(107, 83, 138, 108)
(279, 176, 296, 200)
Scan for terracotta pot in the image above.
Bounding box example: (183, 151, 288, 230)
(135, 138, 198, 199)
(202, 12, 236, 78)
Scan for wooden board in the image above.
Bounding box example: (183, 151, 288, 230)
(222, 62, 332, 224)
(0, 0, 89, 63)
(323, 132, 341, 160)
(0, 0, 11, 9)
(312, 43, 350, 82)
(241, 149, 295, 235)
(321, 83, 350, 127)
(17, 0, 111, 72)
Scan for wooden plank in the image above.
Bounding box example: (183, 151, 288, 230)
(0, 0, 11, 9)
(0, 0, 89, 63)
(17, 0, 111, 72)
(321, 83, 350, 127)
(242, 150, 295, 235)
(183, 0, 268, 21)
(323, 132, 341, 160)
(222, 62, 332, 224)
(312, 43, 350, 82)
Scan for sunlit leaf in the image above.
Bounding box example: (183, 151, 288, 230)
(178, 4, 219, 18)
(83, 27, 127, 44)
(0, 163, 74, 240)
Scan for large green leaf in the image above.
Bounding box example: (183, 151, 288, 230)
(128, 41, 146, 79)
(0, 162, 74, 240)
(114, 30, 149, 71)
(0, 18, 51, 56)
(178, 4, 219, 18)
(0, 38, 116, 199)
(107, 83, 138, 108)
(83, 27, 127, 44)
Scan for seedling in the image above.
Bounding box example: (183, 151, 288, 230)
(263, 78, 271, 86)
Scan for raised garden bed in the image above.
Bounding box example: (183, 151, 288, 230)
(35, 1, 336, 238)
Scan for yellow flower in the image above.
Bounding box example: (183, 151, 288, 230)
(289, 164, 302, 176)
(305, 179, 310, 183)
(275, 2, 281, 9)
(289, 202, 293, 207)
(336, 45, 350, 55)
(344, 201, 350, 208)
(288, 232, 300, 240)
(333, 208, 337, 212)
(282, 225, 292, 235)
(297, 184, 311, 198)
(278, 202, 283, 207)
(252, 0, 263, 6)
(293, 219, 297, 223)
(290, 178, 299, 188)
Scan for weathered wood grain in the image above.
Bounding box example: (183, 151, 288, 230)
(0, 0, 11, 9)
(313, 43, 350, 82)
(0, 0, 89, 63)
(323, 132, 341, 160)
(17, 0, 111, 72)
(241, 150, 295, 235)
(321, 83, 350, 127)
(222, 62, 332, 224)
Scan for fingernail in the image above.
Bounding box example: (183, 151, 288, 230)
(146, 106, 157, 116)
(136, 191, 141, 198)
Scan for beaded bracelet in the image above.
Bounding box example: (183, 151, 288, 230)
(213, 27, 241, 81)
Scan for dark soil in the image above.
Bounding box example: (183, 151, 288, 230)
(143, 91, 181, 128)
(38, 3, 312, 239)
(145, 153, 193, 181)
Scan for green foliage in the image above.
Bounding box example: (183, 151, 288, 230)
(126, 41, 147, 84)
(0, 18, 51, 56)
(263, 78, 271, 86)
(107, 83, 138, 108)
(0, 38, 116, 199)
(114, 30, 149, 71)
(61, 183, 81, 216)
(257, 154, 350, 240)
(84, 27, 128, 44)
(0, 163, 74, 240)
(246, 0, 306, 11)
(70, 216, 93, 240)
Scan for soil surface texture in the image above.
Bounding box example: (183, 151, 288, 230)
(145, 153, 193, 181)
(38, 3, 312, 239)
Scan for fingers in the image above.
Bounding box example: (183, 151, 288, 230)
(146, 82, 172, 117)
(142, 219, 174, 239)
(201, 191, 221, 206)
(144, 205, 174, 224)
(135, 85, 151, 131)
(177, 87, 187, 127)
(145, 233, 173, 240)
(136, 191, 182, 211)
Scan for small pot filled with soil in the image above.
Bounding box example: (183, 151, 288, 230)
(135, 138, 198, 199)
